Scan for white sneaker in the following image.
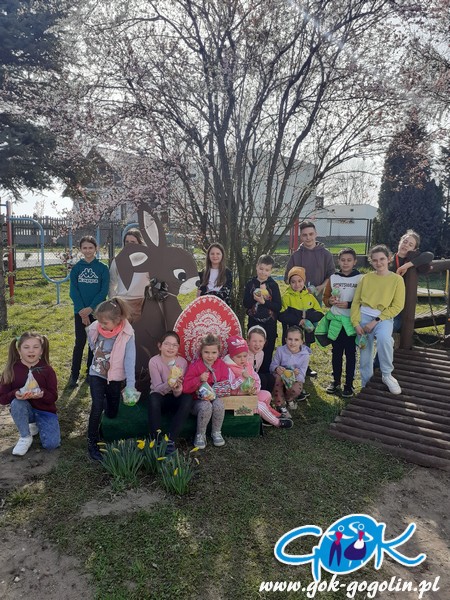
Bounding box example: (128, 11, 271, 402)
(279, 407, 292, 419)
(12, 436, 33, 456)
(29, 423, 39, 436)
(287, 401, 298, 411)
(211, 431, 226, 447)
(382, 374, 401, 395)
(194, 433, 207, 450)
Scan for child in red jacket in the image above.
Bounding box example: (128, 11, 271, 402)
(183, 333, 230, 450)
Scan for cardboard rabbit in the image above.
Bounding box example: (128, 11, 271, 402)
(115, 204, 199, 378)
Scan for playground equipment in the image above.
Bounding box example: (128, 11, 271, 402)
(4, 200, 101, 304)
(331, 259, 450, 471)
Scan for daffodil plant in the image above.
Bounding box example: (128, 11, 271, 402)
(158, 448, 199, 496)
(99, 439, 144, 490)
(141, 430, 170, 475)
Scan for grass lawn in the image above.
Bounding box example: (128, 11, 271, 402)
(0, 272, 445, 599)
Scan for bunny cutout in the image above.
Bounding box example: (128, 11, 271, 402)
(115, 204, 199, 378)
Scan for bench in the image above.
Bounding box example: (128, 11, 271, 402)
(101, 393, 262, 442)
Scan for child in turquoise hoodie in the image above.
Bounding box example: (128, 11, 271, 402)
(69, 236, 109, 387)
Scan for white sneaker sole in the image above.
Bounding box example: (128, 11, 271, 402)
(12, 437, 33, 456)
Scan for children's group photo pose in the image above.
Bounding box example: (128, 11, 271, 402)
(1, 212, 433, 461)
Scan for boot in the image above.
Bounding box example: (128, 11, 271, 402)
(88, 438, 103, 462)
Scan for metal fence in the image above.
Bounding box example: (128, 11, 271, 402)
(1, 212, 373, 292)
(1, 215, 124, 282)
(286, 217, 373, 255)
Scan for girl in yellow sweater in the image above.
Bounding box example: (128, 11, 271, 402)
(350, 245, 405, 394)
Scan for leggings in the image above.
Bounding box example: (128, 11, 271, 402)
(191, 398, 225, 435)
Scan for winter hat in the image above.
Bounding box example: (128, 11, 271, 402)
(288, 266, 306, 282)
(228, 335, 249, 357)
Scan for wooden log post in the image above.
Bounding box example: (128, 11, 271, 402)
(445, 285, 450, 348)
(400, 266, 418, 350)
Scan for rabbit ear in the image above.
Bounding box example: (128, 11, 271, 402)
(115, 246, 151, 289)
(139, 203, 166, 248)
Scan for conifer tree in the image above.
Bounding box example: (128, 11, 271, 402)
(0, 0, 66, 198)
(375, 112, 443, 254)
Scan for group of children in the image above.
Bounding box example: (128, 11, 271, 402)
(0, 229, 431, 459)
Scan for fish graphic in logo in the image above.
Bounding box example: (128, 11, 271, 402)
(274, 514, 426, 581)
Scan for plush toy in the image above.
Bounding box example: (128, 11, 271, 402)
(303, 319, 315, 333)
(18, 371, 41, 399)
(167, 361, 183, 388)
(356, 334, 368, 350)
(198, 382, 216, 401)
(307, 283, 317, 296)
(331, 286, 341, 299)
(254, 284, 270, 298)
(240, 376, 255, 394)
(121, 387, 141, 406)
(281, 368, 296, 389)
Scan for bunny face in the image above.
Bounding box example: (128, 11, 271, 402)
(115, 206, 199, 296)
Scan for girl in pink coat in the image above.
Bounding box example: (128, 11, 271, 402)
(183, 333, 230, 450)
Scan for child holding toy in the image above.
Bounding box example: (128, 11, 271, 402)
(198, 243, 233, 305)
(86, 298, 137, 461)
(350, 245, 405, 394)
(148, 331, 193, 453)
(246, 325, 274, 392)
(183, 333, 230, 449)
(318, 248, 362, 398)
(224, 335, 293, 428)
(243, 254, 281, 373)
(279, 266, 324, 344)
(270, 326, 311, 417)
(0, 331, 60, 456)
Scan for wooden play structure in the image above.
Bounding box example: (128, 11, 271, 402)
(330, 259, 450, 471)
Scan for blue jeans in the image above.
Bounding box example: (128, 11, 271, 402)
(373, 313, 402, 369)
(359, 314, 394, 387)
(10, 399, 61, 449)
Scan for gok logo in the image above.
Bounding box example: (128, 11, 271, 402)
(274, 514, 426, 581)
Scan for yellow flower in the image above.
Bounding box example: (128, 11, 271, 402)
(164, 434, 169, 442)
(157, 456, 166, 461)
(149, 439, 156, 448)
(99, 448, 107, 453)
(194, 457, 200, 465)
(190, 447, 199, 453)
(137, 439, 145, 450)
(173, 468, 179, 476)
(156, 429, 162, 433)
(96, 441, 107, 446)
(112, 448, 120, 453)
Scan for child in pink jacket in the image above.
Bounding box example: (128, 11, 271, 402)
(224, 336, 293, 428)
(183, 333, 230, 450)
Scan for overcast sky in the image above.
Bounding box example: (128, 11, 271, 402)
(8, 182, 72, 216)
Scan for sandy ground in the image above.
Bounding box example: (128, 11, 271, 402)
(1, 410, 449, 599)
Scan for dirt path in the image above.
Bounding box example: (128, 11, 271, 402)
(370, 467, 450, 599)
(1, 410, 449, 599)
